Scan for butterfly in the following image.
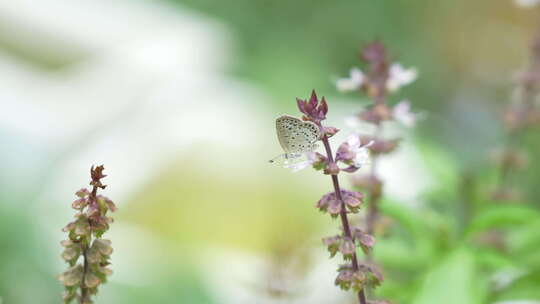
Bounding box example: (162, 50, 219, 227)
(269, 115, 321, 167)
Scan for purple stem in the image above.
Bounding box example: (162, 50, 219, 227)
(321, 134, 368, 304)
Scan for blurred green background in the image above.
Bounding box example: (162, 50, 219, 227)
(1, 0, 540, 303)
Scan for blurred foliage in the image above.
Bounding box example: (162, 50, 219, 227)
(158, 3, 540, 301)
(2, 0, 540, 303)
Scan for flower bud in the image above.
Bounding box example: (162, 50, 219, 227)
(72, 198, 88, 210)
(322, 235, 342, 258)
(339, 237, 356, 259)
(324, 162, 340, 175)
(74, 217, 90, 236)
(76, 188, 90, 198)
(296, 90, 329, 123)
(86, 246, 102, 264)
(58, 265, 83, 287)
(92, 239, 113, 256)
(84, 272, 101, 288)
(366, 137, 400, 155)
(352, 228, 375, 254)
(61, 246, 80, 261)
(358, 263, 384, 288)
(322, 126, 339, 137)
(335, 264, 355, 291)
(342, 190, 364, 213)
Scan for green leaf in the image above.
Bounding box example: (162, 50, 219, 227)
(493, 269, 540, 301)
(465, 206, 540, 239)
(412, 248, 487, 304)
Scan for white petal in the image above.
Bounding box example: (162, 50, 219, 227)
(336, 67, 364, 92)
(346, 134, 360, 147)
(283, 152, 317, 172)
(349, 67, 364, 83)
(387, 63, 418, 92)
(284, 160, 312, 172)
(393, 100, 417, 128)
(353, 147, 370, 168)
(305, 151, 318, 162)
(344, 115, 362, 129)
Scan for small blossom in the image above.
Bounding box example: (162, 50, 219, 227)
(296, 90, 328, 123)
(351, 175, 383, 199)
(92, 239, 113, 256)
(392, 100, 417, 128)
(386, 63, 418, 92)
(358, 263, 384, 288)
(75, 188, 90, 198)
(361, 41, 387, 65)
(324, 162, 340, 175)
(322, 126, 340, 137)
(336, 135, 372, 170)
(352, 227, 376, 254)
(339, 237, 356, 258)
(316, 191, 342, 216)
(360, 136, 400, 155)
(283, 152, 325, 172)
(359, 104, 393, 124)
(72, 198, 88, 210)
(84, 272, 101, 288)
(58, 265, 84, 287)
(61, 246, 80, 262)
(344, 189, 363, 208)
(322, 235, 342, 257)
(316, 190, 364, 215)
(335, 264, 366, 291)
(515, 0, 540, 7)
(336, 67, 365, 92)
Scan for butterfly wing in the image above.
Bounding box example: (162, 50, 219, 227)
(275, 115, 320, 154)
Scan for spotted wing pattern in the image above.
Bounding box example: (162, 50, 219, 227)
(275, 115, 320, 154)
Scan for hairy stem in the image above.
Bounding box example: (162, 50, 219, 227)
(321, 134, 368, 304)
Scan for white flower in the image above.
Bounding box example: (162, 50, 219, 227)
(387, 63, 418, 92)
(346, 135, 372, 168)
(336, 67, 364, 92)
(392, 100, 417, 128)
(283, 152, 317, 172)
(344, 115, 362, 129)
(515, 0, 540, 7)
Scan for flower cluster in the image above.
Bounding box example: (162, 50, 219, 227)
(490, 28, 540, 201)
(59, 165, 116, 304)
(317, 189, 364, 216)
(336, 42, 419, 239)
(285, 91, 372, 173)
(283, 90, 381, 304)
(333, 41, 419, 302)
(334, 263, 383, 292)
(338, 41, 419, 129)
